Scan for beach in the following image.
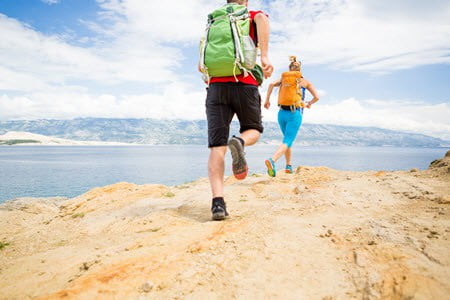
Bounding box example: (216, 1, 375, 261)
(0, 152, 449, 299)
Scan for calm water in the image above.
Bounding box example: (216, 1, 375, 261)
(0, 145, 447, 203)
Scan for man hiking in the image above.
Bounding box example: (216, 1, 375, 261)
(199, 0, 273, 220)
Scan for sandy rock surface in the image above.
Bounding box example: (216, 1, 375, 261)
(0, 153, 449, 299)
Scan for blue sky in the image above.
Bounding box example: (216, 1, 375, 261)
(0, 0, 449, 139)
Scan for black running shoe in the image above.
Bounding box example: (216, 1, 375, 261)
(228, 136, 248, 180)
(211, 197, 229, 221)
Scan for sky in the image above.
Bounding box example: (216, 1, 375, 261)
(0, 0, 449, 140)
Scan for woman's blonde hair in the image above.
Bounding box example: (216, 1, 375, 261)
(289, 56, 301, 71)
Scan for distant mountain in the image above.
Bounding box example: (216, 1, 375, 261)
(0, 118, 447, 147)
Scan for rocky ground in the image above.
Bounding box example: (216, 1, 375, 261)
(0, 151, 449, 299)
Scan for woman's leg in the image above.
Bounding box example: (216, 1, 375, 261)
(285, 147, 292, 166)
(279, 110, 302, 161)
(266, 110, 301, 177)
(271, 143, 288, 162)
(271, 110, 289, 162)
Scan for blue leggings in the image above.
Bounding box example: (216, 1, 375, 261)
(278, 109, 303, 148)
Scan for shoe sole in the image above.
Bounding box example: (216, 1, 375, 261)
(229, 139, 248, 180)
(212, 212, 226, 221)
(265, 159, 276, 177)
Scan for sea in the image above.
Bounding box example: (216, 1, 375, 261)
(0, 145, 447, 203)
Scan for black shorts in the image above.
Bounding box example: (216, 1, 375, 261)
(205, 82, 264, 148)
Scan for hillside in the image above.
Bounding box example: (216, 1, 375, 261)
(0, 131, 131, 146)
(0, 118, 447, 147)
(0, 152, 449, 299)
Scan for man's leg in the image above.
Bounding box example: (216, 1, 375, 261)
(240, 128, 260, 146)
(208, 146, 229, 220)
(205, 83, 233, 220)
(230, 83, 264, 180)
(228, 128, 261, 180)
(208, 146, 227, 197)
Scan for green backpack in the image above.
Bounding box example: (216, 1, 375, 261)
(199, 4, 262, 85)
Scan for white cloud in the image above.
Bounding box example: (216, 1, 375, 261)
(2, 0, 449, 94)
(298, 98, 450, 140)
(0, 13, 181, 93)
(0, 81, 206, 121)
(94, 0, 217, 43)
(0, 0, 449, 141)
(41, 0, 60, 5)
(1, 0, 449, 95)
(0, 0, 221, 94)
(2, 86, 449, 140)
(0, 65, 50, 92)
(266, 0, 450, 72)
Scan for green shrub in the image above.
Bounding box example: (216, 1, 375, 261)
(164, 192, 175, 198)
(0, 242, 10, 250)
(0, 139, 40, 145)
(72, 212, 85, 218)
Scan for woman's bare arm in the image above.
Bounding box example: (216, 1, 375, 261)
(302, 79, 319, 109)
(264, 79, 281, 109)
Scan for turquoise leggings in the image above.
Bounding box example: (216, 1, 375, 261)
(278, 109, 303, 148)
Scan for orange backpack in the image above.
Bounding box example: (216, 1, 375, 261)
(277, 71, 304, 107)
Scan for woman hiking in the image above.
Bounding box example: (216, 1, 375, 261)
(263, 56, 319, 176)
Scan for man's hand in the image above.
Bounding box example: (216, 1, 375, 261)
(264, 99, 271, 109)
(305, 101, 312, 109)
(254, 13, 273, 79)
(261, 55, 273, 79)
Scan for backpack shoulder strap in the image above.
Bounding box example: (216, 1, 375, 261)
(251, 13, 258, 45)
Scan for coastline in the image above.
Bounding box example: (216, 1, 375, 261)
(0, 131, 134, 146)
(0, 152, 449, 298)
(0, 146, 447, 203)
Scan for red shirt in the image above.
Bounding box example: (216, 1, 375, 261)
(209, 10, 267, 86)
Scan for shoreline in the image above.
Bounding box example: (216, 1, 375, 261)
(1, 130, 449, 147)
(0, 152, 449, 298)
(1, 143, 449, 148)
(1, 147, 448, 203)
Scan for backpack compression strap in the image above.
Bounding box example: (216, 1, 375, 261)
(229, 12, 250, 81)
